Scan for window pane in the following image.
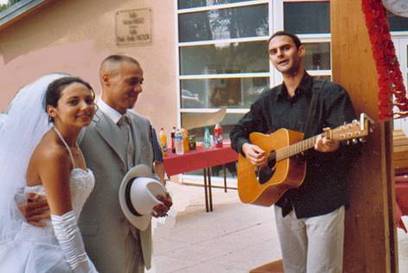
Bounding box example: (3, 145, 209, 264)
(181, 77, 269, 109)
(388, 12, 408, 32)
(284, 2, 330, 34)
(180, 41, 269, 75)
(178, 0, 253, 9)
(303, 43, 331, 70)
(179, 4, 268, 42)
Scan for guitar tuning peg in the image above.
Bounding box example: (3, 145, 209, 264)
(359, 138, 366, 143)
(352, 119, 358, 124)
(352, 139, 359, 144)
(346, 140, 351, 145)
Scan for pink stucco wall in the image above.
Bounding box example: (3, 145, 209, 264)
(0, 0, 178, 132)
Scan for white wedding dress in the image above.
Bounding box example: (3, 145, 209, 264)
(0, 163, 96, 272)
(0, 74, 98, 273)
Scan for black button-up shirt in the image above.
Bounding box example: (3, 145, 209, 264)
(230, 73, 359, 218)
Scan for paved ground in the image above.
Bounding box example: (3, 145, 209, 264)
(398, 224, 408, 272)
(148, 182, 408, 273)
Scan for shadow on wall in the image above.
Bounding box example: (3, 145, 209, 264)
(0, 0, 126, 64)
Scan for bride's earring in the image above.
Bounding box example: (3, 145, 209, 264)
(47, 107, 57, 123)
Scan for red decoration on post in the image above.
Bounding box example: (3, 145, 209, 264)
(361, 0, 408, 120)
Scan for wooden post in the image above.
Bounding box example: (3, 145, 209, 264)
(331, 1, 397, 272)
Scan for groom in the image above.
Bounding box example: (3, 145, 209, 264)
(78, 54, 172, 273)
(22, 55, 172, 273)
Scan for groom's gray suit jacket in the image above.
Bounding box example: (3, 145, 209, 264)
(78, 109, 154, 273)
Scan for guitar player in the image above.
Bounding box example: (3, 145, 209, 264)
(230, 31, 360, 273)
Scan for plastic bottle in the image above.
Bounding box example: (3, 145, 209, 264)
(181, 128, 190, 153)
(189, 134, 196, 150)
(214, 123, 223, 148)
(204, 127, 211, 148)
(159, 128, 167, 156)
(170, 126, 176, 153)
(174, 129, 184, 155)
(210, 134, 214, 147)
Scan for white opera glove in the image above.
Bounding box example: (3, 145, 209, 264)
(51, 210, 98, 273)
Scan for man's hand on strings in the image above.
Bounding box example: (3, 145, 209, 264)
(242, 143, 267, 167)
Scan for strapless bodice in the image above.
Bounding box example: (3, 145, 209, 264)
(24, 168, 95, 218)
(0, 168, 96, 272)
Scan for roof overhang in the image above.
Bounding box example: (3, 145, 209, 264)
(0, 0, 55, 32)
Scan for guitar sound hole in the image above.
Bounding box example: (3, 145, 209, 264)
(257, 152, 276, 184)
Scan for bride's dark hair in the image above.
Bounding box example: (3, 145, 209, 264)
(45, 77, 95, 121)
(45, 77, 94, 108)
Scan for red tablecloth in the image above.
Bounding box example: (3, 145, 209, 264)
(163, 144, 238, 176)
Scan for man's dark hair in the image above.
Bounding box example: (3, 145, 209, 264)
(268, 31, 302, 48)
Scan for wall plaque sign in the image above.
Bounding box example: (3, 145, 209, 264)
(116, 8, 152, 46)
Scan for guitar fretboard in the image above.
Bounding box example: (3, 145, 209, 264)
(275, 134, 321, 161)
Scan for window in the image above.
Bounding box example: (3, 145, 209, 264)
(177, 0, 270, 133)
(179, 41, 269, 75)
(388, 12, 408, 32)
(177, 0, 270, 178)
(385, 12, 408, 134)
(303, 42, 330, 70)
(283, 0, 331, 80)
(0, 0, 47, 29)
(284, 1, 330, 34)
(0, 0, 22, 13)
(181, 77, 270, 109)
(177, 0, 332, 179)
(179, 4, 268, 42)
(176, 1, 408, 180)
(178, 0, 255, 9)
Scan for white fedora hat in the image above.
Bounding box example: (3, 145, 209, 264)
(119, 164, 167, 231)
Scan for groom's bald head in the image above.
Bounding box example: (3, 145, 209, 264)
(99, 55, 144, 114)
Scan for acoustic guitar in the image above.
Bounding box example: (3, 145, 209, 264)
(237, 113, 373, 206)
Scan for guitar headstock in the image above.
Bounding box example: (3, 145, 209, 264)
(324, 113, 374, 143)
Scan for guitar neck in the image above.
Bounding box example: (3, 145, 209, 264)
(275, 134, 320, 161)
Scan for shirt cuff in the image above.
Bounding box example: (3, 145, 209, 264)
(236, 138, 250, 156)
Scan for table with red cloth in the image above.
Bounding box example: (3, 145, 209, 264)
(396, 175, 408, 232)
(163, 144, 238, 212)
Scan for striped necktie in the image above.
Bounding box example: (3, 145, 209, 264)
(117, 114, 135, 169)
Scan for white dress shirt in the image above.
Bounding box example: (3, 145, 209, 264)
(97, 99, 123, 124)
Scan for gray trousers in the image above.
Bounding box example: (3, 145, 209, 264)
(274, 206, 345, 273)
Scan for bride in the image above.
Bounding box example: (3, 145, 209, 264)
(0, 74, 98, 273)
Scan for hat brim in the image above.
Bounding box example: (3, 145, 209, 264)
(119, 164, 153, 231)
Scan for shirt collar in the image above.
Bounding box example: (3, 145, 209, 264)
(276, 72, 313, 101)
(97, 98, 123, 124)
